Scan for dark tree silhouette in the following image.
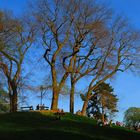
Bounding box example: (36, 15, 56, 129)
(86, 82, 118, 123)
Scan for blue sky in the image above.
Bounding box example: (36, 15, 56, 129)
(106, 0, 140, 121)
(1, 0, 140, 122)
(0, 0, 27, 15)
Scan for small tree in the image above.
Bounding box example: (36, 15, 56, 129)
(124, 107, 140, 127)
(86, 82, 118, 122)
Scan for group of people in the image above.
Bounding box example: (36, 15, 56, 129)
(116, 121, 123, 127)
(97, 119, 124, 127)
(55, 109, 65, 120)
(36, 104, 47, 110)
(97, 119, 140, 132)
(97, 119, 113, 127)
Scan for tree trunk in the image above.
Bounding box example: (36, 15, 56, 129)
(51, 89, 59, 110)
(9, 94, 12, 112)
(9, 82, 18, 112)
(70, 80, 75, 114)
(9, 86, 18, 112)
(101, 107, 105, 123)
(51, 66, 59, 110)
(81, 100, 88, 116)
(81, 90, 92, 116)
(11, 93, 18, 112)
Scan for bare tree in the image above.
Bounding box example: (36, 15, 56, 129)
(31, 0, 140, 113)
(32, 0, 112, 111)
(66, 2, 111, 113)
(0, 11, 36, 112)
(81, 17, 140, 115)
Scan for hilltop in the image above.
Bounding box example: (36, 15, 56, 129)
(0, 112, 140, 140)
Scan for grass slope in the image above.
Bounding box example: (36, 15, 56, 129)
(0, 112, 140, 140)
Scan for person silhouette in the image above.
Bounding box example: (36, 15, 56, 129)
(36, 104, 39, 110)
(42, 104, 45, 110)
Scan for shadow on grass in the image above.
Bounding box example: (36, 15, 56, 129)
(0, 112, 140, 140)
(0, 129, 105, 140)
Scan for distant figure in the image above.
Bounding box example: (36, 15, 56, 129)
(104, 119, 108, 126)
(61, 109, 64, 113)
(30, 106, 33, 110)
(36, 104, 39, 110)
(57, 108, 61, 113)
(41, 104, 45, 110)
(116, 121, 121, 126)
(116, 121, 119, 126)
(56, 109, 61, 120)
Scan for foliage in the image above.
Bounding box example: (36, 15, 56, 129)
(0, 85, 9, 112)
(124, 107, 140, 127)
(87, 82, 118, 121)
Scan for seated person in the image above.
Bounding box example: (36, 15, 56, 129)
(41, 104, 45, 110)
(36, 104, 39, 110)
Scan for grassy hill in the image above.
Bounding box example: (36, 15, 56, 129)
(0, 111, 140, 140)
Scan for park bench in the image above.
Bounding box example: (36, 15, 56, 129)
(39, 106, 49, 110)
(21, 106, 33, 111)
(43, 106, 49, 110)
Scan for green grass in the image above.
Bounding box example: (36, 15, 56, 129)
(0, 112, 140, 140)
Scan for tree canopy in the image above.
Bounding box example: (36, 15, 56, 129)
(124, 107, 140, 127)
(86, 82, 118, 122)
